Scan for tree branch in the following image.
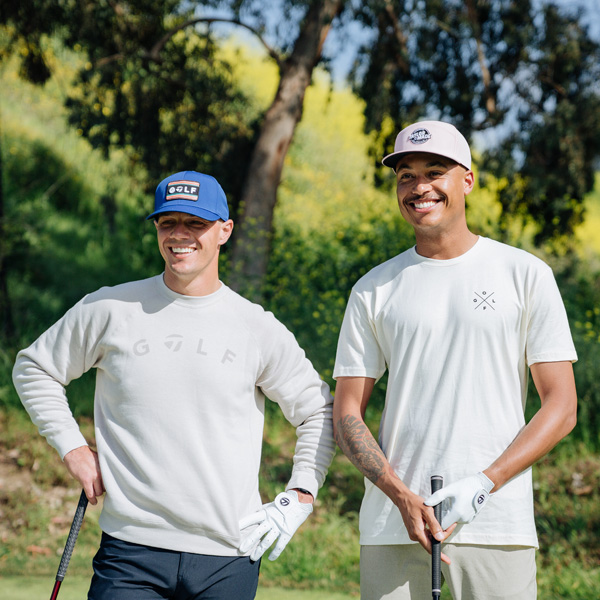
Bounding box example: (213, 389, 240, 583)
(147, 17, 283, 69)
(383, 0, 410, 75)
(95, 53, 125, 68)
(464, 0, 496, 115)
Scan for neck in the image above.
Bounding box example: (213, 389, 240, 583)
(414, 228, 479, 260)
(162, 269, 222, 297)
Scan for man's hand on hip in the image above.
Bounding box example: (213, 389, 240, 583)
(238, 490, 313, 561)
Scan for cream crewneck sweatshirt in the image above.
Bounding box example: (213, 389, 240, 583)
(14, 275, 335, 555)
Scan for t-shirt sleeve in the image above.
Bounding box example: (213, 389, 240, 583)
(526, 267, 577, 366)
(333, 288, 387, 380)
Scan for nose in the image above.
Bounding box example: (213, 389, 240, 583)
(171, 221, 191, 236)
(413, 175, 433, 195)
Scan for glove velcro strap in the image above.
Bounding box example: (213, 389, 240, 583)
(472, 488, 490, 513)
(274, 491, 313, 517)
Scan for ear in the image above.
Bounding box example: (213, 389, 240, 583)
(463, 169, 475, 197)
(218, 219, 234, 246)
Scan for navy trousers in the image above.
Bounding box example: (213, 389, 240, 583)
(88, 533, 261, 600)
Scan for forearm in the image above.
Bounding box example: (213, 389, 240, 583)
(335, 412, 425, 523)
(287, 402, 336, 498)
(484, 398, 576, 490)
(333, 377, 403, 492)
(334, 412, 400, 490)
(485, 361, 577, 491)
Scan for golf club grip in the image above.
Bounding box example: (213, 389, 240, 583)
(56, 490, 88, 581)
(431, 475, 443, 598)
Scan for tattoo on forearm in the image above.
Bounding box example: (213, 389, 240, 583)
(335, 414, 386, 484)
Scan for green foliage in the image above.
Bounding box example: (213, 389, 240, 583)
(352, 1, 600, 246)
(265, 216, 412, 388)
(575, 174, 600, 256)
(0, 51, 162, 403)
(553, 258, 600, 451)
(4, 0, 599, 295)
(2, 2, 259, 205)
(0, 0, 72, 84)
(65, 25, 255, 191)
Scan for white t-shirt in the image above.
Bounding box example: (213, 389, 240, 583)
(333, 237, 577, 547)
(13, 275, 335, 556)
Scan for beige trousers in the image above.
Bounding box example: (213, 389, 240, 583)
(360, 543, 537, 600)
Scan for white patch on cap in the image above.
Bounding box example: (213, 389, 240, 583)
(408, 128, 431, 145)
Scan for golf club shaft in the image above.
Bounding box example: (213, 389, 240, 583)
(50, 489, 89, 600)
(431, 475, 443, 600)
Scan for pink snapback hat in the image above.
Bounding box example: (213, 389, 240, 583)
(382, 121, 471, 170)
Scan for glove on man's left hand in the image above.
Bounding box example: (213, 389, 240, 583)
(424, 472, 494, 529)
(238, 490, 313, 561)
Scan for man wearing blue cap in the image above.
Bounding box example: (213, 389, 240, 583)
(13, 171, 335, 599)
(332, 121, 578, 599)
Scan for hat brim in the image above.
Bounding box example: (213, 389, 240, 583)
(382, 150, 470, 171)
(146, 203, 225, 221)
(382, 151, 406, 170)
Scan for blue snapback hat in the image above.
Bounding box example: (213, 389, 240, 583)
(147, 171, 229, 221)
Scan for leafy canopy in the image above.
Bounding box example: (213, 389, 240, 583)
(351, 0, 600, 246)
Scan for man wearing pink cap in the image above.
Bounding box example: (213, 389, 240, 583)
(13, 171, 335, 599)
(333, 121, 578, 599)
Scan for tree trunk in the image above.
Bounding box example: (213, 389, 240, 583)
(228, 0, 344, 298)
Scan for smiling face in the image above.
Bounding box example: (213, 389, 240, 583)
(155, 212, 233, 296)
(394, 152, 475, 255)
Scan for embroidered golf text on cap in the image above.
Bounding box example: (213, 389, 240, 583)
(165, 180, 201, 202)
(382, 121, 471, 170)
(146, 170, 230, 221)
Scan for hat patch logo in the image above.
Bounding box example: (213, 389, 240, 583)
(408, 128, 431, 145)
(166, 180, 200, 202)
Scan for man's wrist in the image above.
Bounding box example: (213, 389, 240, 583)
(290, 488, 314, 503)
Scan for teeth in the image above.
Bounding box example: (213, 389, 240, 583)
(414, 201, 437, 209)
(172, 248, 194, 254)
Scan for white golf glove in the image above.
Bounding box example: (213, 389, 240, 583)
(238, 490, 313, 561)
(424, 472, 494, 529)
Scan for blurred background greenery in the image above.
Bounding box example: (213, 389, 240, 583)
(1, 1, 599, 598)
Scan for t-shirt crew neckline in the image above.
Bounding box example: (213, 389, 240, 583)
(155, 274, 229, 306)
(411, 235, 483, 266)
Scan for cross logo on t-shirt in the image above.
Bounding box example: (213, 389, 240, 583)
(473, 290, 496, 311)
